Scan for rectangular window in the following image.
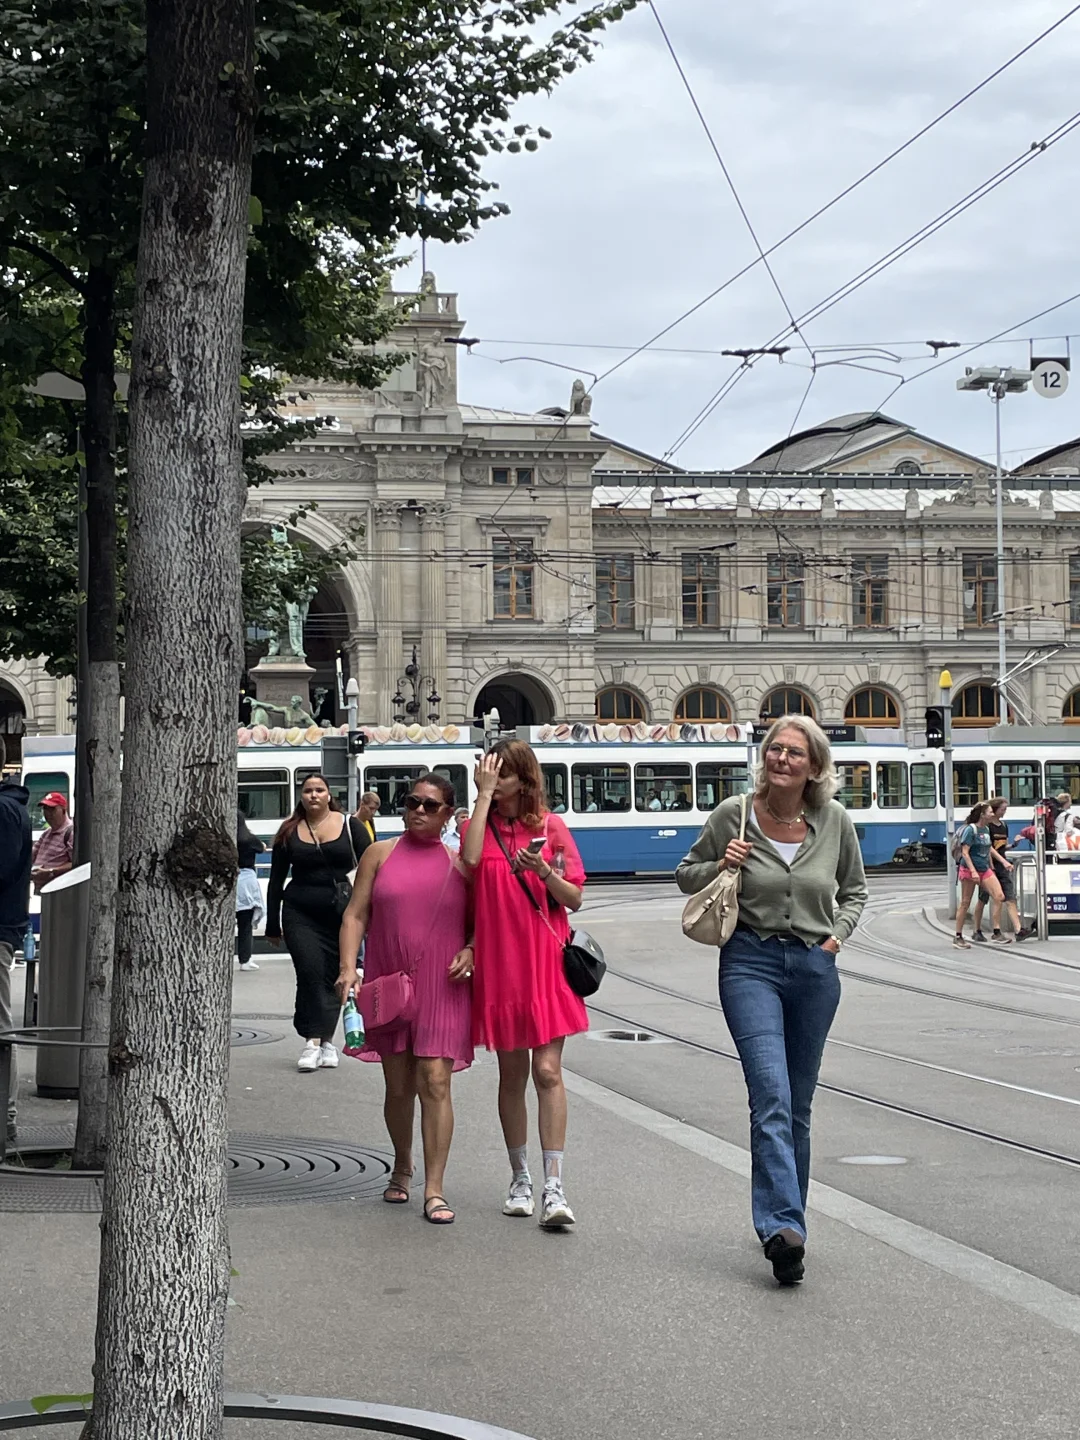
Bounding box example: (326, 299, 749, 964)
(1071, 556, 1080, 626)
(939, 761, 987, 809)
(766, 553, 804, 627)
(541, 763, 569, 815)
(492, 467, 534, 486)
(1046, 762, 1080, 800)
(911, 762, 936, 809)
(851, 553, 889, 627)
(962, 553, 998, 627)
(681, 553, 721, 627)
(493, 539, 534, 620)
(876, 761, 907, 809)
(695, 763, 748, 810)
(836, 762, 872, 809)
(572, 763, 630, 814)
(24, 771, 70, 830)
(362, 765, 467, 813)
(238, 768, 290, 821)
(595, 554, 635, 629)
(634, 763, 692, 813)
(993, 761, 1041, 806)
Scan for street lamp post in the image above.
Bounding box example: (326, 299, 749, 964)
(940, 668, 956, 919)
(345, 676, 360, 814)
(956, 366, 1031, 714)
(392, 646, 441, 725)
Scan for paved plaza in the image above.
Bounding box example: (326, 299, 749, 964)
(3, 876, 1080, 1439)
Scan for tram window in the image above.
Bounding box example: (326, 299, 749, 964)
(939, 761, 986, 809)
(993, 761, 1041, 805)
(572, 763, 630, 813)
(1045, 762, 1080, 801)
(910, 763, 936, 809)
(238, 768, 290, 821)
(362, 764, 467, 813)
(634, 763, 692, 812)
(836, 762, 871, 809)
(24, 771, 70, 829)
(876, 762, 907, 809)
(542, 763, 569, 814)
(695, 763, 748, 810)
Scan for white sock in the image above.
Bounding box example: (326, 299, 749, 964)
(542, 1149, 563, 1186)
(509, 1144, 529, 1179)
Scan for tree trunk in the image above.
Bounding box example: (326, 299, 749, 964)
(86, 2, 255, 1435)
(74, 265, 121, 1172)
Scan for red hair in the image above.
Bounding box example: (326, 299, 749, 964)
(491, 739, 547, 830)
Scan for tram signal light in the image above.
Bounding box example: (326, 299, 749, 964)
(924, 707, 945, 748)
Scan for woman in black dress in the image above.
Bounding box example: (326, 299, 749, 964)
(265, 773, 370, 1071)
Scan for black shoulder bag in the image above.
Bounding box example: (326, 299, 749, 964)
(308, 816, 359, 919)
(486, 813, 606, 998)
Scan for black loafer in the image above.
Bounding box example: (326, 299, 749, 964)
(763, 1229, 806, 1286)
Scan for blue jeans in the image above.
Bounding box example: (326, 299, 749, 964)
(719, 927, 840, 1244)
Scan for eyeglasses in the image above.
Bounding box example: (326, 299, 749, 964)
(404, 795, 446, 814)
(765, 743, 808, 761)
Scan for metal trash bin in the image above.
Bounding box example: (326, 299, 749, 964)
(36, 863, 90, 1099)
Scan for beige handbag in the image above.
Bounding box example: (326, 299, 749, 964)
(681, 793, 748, 947)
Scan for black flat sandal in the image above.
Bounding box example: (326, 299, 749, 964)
(383, 1170, 413, 1204)
(763, 1229, 805, 1286)
(423, 1195, 455, 1225)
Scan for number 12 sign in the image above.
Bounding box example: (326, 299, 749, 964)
(1032, 359, 1070, 399)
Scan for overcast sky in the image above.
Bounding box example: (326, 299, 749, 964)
(397, 0, 1080, 472)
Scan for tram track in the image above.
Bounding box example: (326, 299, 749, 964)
(586, 968, 1080, 1172)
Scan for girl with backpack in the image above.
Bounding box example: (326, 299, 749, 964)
(953, 801, 1011, 949)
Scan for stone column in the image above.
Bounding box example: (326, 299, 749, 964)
(372, 501, 403, 718)
(420, 502, 451, 713)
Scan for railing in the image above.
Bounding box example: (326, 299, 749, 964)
(0, 1393, 536, 1437)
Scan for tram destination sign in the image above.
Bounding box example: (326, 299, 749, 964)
(752, 723, 859, 743)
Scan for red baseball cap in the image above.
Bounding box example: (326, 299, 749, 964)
(41, 792, 68, 810)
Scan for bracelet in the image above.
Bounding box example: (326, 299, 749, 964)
(540, 866, 553, 881)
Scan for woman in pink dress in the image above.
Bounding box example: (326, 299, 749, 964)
(461, 739, 587, 1231)
(337, 773, 474, 1225)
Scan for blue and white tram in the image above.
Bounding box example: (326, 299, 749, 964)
(17, 723, 1080, 877)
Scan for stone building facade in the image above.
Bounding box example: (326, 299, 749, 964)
(7, 280, 1080, 751)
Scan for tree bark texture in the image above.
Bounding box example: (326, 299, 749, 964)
(74, 265, 122, 1171)
(87, 4, 255, 1437)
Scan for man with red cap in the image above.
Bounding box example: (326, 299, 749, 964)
(30, 792, 74, 894)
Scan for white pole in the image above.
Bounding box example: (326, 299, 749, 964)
(345, 676, 359, 814)
(994, 388, 1008, 708)
(943, 680, 956, 920)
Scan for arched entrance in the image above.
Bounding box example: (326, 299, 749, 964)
(0, 681, 27, 769)
(473, 673, 556, 730)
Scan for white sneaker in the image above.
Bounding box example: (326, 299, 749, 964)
(502, 1174, 535, 1217)
(318, 1043, 339, 1069)
(297, 1041, 320, 1072)
(539, 1182, 575, 1229)
(238, 960, 260, 972)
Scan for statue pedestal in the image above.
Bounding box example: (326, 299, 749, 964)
(250, 657, 316, 713)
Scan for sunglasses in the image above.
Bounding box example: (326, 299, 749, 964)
(404, 795, 447, 815)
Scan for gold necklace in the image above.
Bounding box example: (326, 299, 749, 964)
(763, 796, 805, 828)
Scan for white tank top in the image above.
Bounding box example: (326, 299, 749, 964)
(750, 817, 802, 867)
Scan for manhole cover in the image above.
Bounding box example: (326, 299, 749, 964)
(0, 1133, 392, 1212)
(586, 1028, 670, 1044)
(232, 1012, 292, 1022)
(836, 1155, 908, 1166)
(230, 1027, 282, 1047)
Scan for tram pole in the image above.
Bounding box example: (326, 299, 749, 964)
(940, 668, 957, 919)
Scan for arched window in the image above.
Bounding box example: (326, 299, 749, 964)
(674, 688, 731, 723)
(952, 683, 1000, 727)
(760, 687, 815, 720)
(845, 687, 901, 728)
(1063, 689, 1080, 724)
(893, 459, 922, 477)
(596, 687, 645, 722)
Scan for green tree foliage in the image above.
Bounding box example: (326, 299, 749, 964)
(0, 0, 636, 673)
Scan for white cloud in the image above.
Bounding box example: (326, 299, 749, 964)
(403, 0, 1080, 469)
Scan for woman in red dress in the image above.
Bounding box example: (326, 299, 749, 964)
(461, 739, 587, 1230)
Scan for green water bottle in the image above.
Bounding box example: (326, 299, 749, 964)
(343, 995, 364, 1052)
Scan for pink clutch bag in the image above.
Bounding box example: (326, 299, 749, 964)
(356, 972, 416, 1033)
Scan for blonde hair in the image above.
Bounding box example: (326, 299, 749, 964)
(754, 714, 839, 810)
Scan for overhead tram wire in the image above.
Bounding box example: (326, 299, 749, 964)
(593, 1, 1080, 391)
(662, 109, 1080, 463)
(648, 0, 812, 361)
